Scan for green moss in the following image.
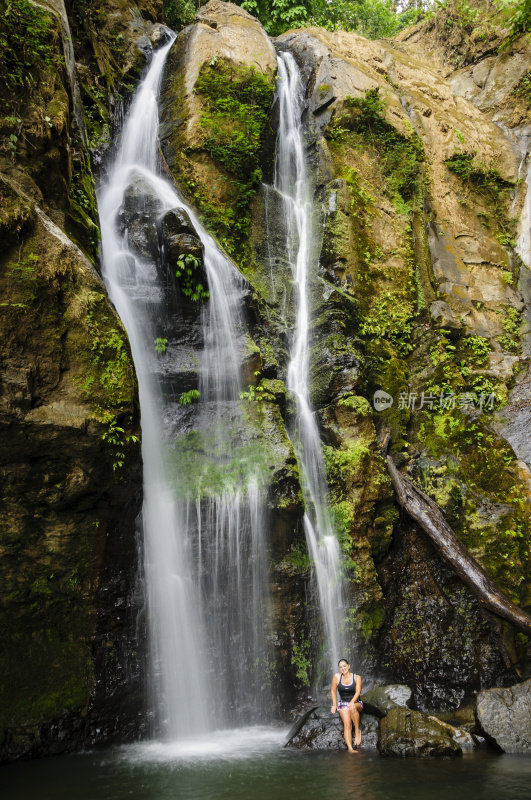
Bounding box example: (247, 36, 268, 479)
(324, 90, 426, 411)
(445, 150, 515, 242)
(169, 430, 271, 499)
(423, 328, 506, 406)
(69, 290, 137, 469)
(278, 544, 311, 576)
(0, 0, 59, 100)
(415, 410, 530, 604)
(445, 151, 513, 196)
(323, 437, 388, 580)
(0, 630, 92, 728)
(328, 89, 424, 209)
(324, 439, 372, 483)
(189, 58, 275, 265)
(512, 70, 531, 107)
(360, 604, 385, 641)
(337, 394, 372, 415)
(72, 292, 135, 418)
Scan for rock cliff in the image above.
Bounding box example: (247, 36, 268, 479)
(1, 0, 529, 760)
(0, 0, 148, 760)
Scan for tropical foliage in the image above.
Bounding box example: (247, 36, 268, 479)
(164, 0, 530, 41)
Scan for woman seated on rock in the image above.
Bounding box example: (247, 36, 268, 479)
(331, 658, 363, 752)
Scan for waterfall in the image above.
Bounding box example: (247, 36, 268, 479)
(98, 36, 271, 739)
(274, 52, 347, 672)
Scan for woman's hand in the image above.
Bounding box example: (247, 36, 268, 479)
(331, 705, 337, 714)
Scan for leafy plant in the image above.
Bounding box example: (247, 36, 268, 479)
(512, 71, 531, 107)
(102, 419, 139, 471)
(291, 640, 311, 686)
(330, 89, 424, 206)
(155, 337, 168, 355)
(178, 389, 201, 405)
(444, 151, 513, 198)
(240, 0, 311, 35)
(175, 254, 209, 302)
(163, 0, 197, 30)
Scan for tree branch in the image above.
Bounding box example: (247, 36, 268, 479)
(386, 456, 531, 637)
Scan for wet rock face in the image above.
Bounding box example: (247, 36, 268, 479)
(277, 17, 530, 687)
(377, 524, 517, 711)
(162, 208, 204, 262)
(379, 708, 462, 757)
(476, 678, 531, 753)
(118, 178, 163, 261)
(285, 706, 379, 750)
(0, 197, 143, 762)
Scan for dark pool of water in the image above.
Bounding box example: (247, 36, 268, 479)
(2, 727, 530, 800)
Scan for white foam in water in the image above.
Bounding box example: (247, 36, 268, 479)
(117, 726, 289, 764)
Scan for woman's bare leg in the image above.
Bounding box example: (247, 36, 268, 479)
(350, 703, 362, 746)
(339, 708, 355, 752)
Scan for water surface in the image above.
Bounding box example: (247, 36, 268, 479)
(2, 727, 530, 800)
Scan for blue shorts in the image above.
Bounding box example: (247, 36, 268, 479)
(338, 700, 363, 711)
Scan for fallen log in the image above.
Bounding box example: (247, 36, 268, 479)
(386, 455, 531, 637)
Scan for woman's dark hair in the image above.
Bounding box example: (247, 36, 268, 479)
(338, 658, 350, 666)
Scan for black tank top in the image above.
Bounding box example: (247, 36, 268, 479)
(337, 673, 356, 701)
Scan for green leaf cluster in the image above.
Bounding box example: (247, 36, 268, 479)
(163, 0, 196, 30)
(178, 389, 200, 405)
(308, 0, 423, 38)
(237, 0, 422, 38)
(154, 337, 168, 355)
(291, 640, 311, 686)
(175, 254, 209, 302)
(444, 151, 513, 199)
(73, 293, 137, 469)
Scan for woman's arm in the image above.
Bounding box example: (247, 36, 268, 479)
(330, 673, 339, 714)
(349, 674, 362, 707)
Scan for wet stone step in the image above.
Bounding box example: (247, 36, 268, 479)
(152, 344, 202, 395)
(162, 399, 245, 441)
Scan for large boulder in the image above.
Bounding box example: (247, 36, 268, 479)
(378, 708, 463, 757)
(361, 684, 412, 715)
(476, 678, 531, 753)
(161, 207, 204, 263)
(118, 178, 162, 260)
(285, 705, 379, 750)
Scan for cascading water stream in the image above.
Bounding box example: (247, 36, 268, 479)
(98, 36, 271, 739)
(274, 52, 347, 671)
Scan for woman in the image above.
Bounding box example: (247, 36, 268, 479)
(330, 658, 363, 752)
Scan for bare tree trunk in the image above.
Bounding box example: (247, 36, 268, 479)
(386, 456, 531, 637)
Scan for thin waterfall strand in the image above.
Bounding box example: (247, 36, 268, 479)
(275, 52, 346, 669)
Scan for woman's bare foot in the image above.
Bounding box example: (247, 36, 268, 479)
(354, 730, 362, 746)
